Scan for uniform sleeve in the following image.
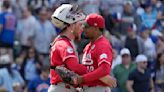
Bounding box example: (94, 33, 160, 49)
(65, 58, 88, 75)
(59, 44, 77, 62)
(50, 40, 78, 66)
(96, 45, 113, 68)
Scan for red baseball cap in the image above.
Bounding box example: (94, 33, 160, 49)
(85, 13, 105, 29)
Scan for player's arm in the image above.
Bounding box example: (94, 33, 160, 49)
(59, 44, 88, 75)
(99, 75, 116, 87)
(64, 57, 88, 75)
(82, 62, 116, 87)
(82, 62, 110, 83)
(126, 80, 134, 92)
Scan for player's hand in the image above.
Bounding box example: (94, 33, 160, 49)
(71, 76, 84, 85)
(107, 76, 117, 88)
(100, 75, 117, 88)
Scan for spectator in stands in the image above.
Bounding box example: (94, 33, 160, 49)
(0, 54, 24, 92)
(123, 24, 145, 60)
(16, 6, 37, 52)
(27, 0, 50, 15)
(104, 30, 122, 52)
(150, 0, 162, 11)
(15, 50, 27, 71)
(0, 0, 17, 61)
(11, 0, 28, 19)
(119, 1, 141, 35)
(20, 47, 40, 84)
(140, 26, 156, 64)
(156, 3, 164, 31)
(136, 0, 145, 16)
(154, 52, 164, 92)
(105, 0, 124, 14)
(140, 2, 158, 29)
(27, 65, 50, 92)
(112, 48, 136, 92)
(78, 0, 100, 14)
(33, 7, 56, 57)
(156, 37, 164, 54)
(111, 48, 122, 70)
(126, 54, 155, 92)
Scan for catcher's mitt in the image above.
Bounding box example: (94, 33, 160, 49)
(55, 66, 79, 85)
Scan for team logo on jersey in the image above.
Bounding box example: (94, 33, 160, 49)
(67, 47, 74, 53)
(82, 53, 93, 65)
(100, 53, 107, 59)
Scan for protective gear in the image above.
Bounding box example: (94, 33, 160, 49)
(55, 66, 80, 85)
(51, 4, 86, 30)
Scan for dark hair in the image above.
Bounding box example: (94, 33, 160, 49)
(20, 47, 39, 79)
(155, 52, 164, 70)
(37, 7, 48, 14)
(2, 0, 10, 9)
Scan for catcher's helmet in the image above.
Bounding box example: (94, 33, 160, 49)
(51, 4, 85, 31)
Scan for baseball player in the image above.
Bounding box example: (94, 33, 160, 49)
(68, 14, 114, 92)
(48, 4, 116, 92)
(48, 4, 87, 92)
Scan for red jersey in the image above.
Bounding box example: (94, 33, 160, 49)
(82, 35, 113, 86)
(50, 36, 85, 84)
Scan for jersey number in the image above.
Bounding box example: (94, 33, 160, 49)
(87, 66, 94, 72)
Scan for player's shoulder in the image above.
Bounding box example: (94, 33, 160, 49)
(52, 38, 71, 49)
(96, 36, 111, 45)
(95, 36, 112, 49)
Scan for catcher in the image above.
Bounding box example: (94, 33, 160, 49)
(48, 4, 116, 92)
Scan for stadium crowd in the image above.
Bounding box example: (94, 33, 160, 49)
(0, 0, 163, 92)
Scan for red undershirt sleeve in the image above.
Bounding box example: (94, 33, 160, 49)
(64, 57, 88, 75)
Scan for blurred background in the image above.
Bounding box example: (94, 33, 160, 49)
(0, 0, 163, 92)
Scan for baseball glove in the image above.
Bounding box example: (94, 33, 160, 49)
(55, 66, 79, 85)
